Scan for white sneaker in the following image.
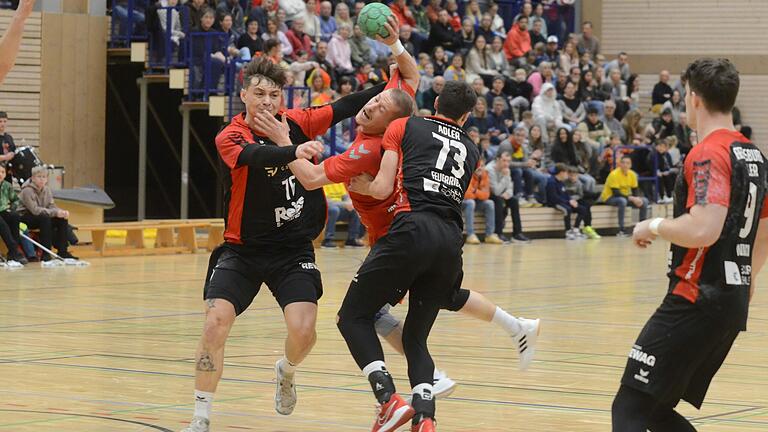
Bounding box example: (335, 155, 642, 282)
(432, 369, 457, 398)
(5, 260, 23, 269)
(565, 231, 578, 240)
(275, 360, 297, 415)
(180, 416, 209, 432)
(515, 318, 540, 371)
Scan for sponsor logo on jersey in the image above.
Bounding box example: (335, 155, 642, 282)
(275, 197, 304, 227)
(724, 261, 742, 285)
(634, 368, 650, 384)
(265, 165, 289, 177)
(300, 262, 318, 271)
(628, 345, 656, 367)
(430, 171, 460, 188)
(733, 147, 764, 163)
(692, 160, 711, 206)
(736, 244, 751, 257)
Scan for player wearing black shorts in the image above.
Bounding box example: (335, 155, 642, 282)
(612, 58, 768, 431)
(335, 81, 481, 432)
(181, 58, 386, 432)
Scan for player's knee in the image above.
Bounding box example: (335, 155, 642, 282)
(289, 323, 316, 347)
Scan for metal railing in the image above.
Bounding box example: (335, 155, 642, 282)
(110, 0, 148, 47)
(148, 4, 190, 72)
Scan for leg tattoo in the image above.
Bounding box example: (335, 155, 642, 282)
(196, 353, 217, 372)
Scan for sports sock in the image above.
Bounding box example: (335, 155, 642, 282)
(492, 306, 523, 335)
(194, 390, 214, 419)
(278, 357, 297, 375)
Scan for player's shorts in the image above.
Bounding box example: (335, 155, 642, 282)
(620, 293, 740, 408)
(351, 212, 465, 309)
(203, 242, 323, 315)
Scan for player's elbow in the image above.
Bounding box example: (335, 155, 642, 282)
(692, 225, 722, 248)
(371, 183, 394, 200)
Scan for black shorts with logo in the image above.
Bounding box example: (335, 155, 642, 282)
(620, 293, 740, 408)
(203, 242, 323, 314)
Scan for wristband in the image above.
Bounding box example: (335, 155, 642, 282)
(389, 40, 405, 57)
(649, 217, 664, 236)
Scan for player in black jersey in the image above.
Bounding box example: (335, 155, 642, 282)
(335, 81, 481, 432)
(612, 58, 768, 432)
(181, 57, 387, 432)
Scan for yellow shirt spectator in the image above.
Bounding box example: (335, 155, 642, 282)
(323, 183, 348, 202)
(600, 168, 639, 202)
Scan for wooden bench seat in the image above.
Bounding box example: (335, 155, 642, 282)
(73, 221, 212, 257)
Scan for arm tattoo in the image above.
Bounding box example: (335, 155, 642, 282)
(196, 353, 217, 372)
(205, 299, 216, 309)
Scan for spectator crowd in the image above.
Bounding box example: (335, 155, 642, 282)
(103, 0, 752, 246)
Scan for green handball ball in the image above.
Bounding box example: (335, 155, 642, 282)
(358, 3, 392, 39)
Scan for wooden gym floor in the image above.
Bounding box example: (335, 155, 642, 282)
(1, 238, 768, 431)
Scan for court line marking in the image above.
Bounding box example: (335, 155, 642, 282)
(0, 409, 174, 431)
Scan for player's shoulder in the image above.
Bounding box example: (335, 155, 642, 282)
(216, 114, 251, 145)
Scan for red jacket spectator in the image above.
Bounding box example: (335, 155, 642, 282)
(286, 28, 312, 59)
(504, 22, 531, 61)
(390, 0, 416, 27)
(465, 167, 491, 200)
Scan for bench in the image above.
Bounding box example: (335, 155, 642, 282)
(72, 220, 213, 257)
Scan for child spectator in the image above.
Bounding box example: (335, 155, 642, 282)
(321, 183, 363, 248)
(600, 155, 649, 237)
(577, 105, 611, 151)
(463, 157, 502, 245)
(597, 133, 623, 183)
(565, 165, 600, 238)
(18, 166, 77, 260)
(0, 163, 25, 263)
(647, 139, 677, 203)
(546, 163, 594, 240)
(487, 151, 531, 243)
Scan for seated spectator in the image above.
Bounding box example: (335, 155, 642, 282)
(350, 24, 374, 67)
(651, 69, 673, 108)
(528, 124, 547, 161)
(418, 75, 444, 113)
(647, 139, 677, 204)
(190, 9, 227, 95)
(488, 1, 506, 36)
(417, 62, 436, 96)
(499, 126, 548, 206)
(485, 76, 508, 108)
(504, 15, 531, 65)
(559, 40, 579, 73)
(488, 97, 512, 144)
(334, 2, 353, 31)
(410, 0, 430, 36)
(312, 40, 337, 89)
(463, 156, 503, 245)
(186, 0, 207, 31)
(431, 45, 449, 76)
(564, 165, 600, 238)
(218, 13, 243, 59)
(425, 0, 441, 24)
(577, 106, 611, 151)
(558, 81, 585, 128)
(399, 24, 418, 56)
(528, 61, 554, 98)
(288, 50, 319, 88)
(476, 13, 496, 44)
(264, 38, 289, 68)
(487, 36, 510, 77)
(576, 20, 599, 55)
(443, 53, 467, 82)
(466, 97, 491, 136)
(426, 9, 461, 53)
(662, 89, 685, 123)
(622, 109, 644, 144)
(444, 0, 462, 31)
(318, 0, 336, 42)
(0, 163, 25, 263)
(466, 35, 497, 86)
(286, 18, 313, 60)
(572, 129, 597, 189)
(604, 51, 630, 81)
(307, 68, 333, 106)
(652, 108, 676, 141)
(471, 77, 487, 98)
(542, 35, 560, 65)
(599, 155, 649, 237)
(529, 17, 546, 47)
(459, 17, 476, 54)
(479, 135, 495, 161)
(463, 0, 482, 28)
(487, 151, 531, 243)
(217, 0, 244, 36)
(674, 112, 693, 156)
(532, 2, 548, 36)
(579, 69, 608, 106)
(300, 0, 321, 43)
(546, 163, 592, 240)
(321, 183, 364, 248)
(602, 100, 625, 143)
(157, 0, 185, 55)
(262, 17, 293, 57)
(246, 0, 274, 32)
(390, 0, 417, 29)
(507, 68, 533, 115)
(512, 1, 532, 25)
(625, 73, 641, 111)
(597, 133, 623, 183)
(236, 17, 264, 61)
(327, 23, 355, 79)
(0, 112, 16, 181)
(18, 166, 77, 260)
(551, 128, 596, 192)
(532, 83, 568, 138)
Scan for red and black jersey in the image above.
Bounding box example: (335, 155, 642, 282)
(382, 115, 480, 228)
(216, 107, 333, 247)
(668, 129, 768, 329)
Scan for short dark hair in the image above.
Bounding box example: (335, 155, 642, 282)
(621, 154, 632, 161)
(436, 81, 477, 122)
(497, 151, 511, 159)
(567, 165, 580, 174)
(0, 112, 7, 119)
(517, 15, 528, 23)
(683, 58, 739, 114)
(264, 38, 282, 54)
(243, 56, 287, 89)
(388, 88, 417, 118)
(553, 163, 569, 174)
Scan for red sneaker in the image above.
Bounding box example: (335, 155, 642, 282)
(411, 417, 436, 432)
(371, 393, 415, 432)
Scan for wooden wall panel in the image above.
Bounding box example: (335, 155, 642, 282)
(601, 0, 768, 55)
(40, 12, 107, 188)
(0, 11, 42, 147)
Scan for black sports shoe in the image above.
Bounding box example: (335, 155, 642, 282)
(511, 233, 532, 243)
(344, 238, 365, 248)
(59, 251, 79, 260)
(320, 239, 337, 249)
